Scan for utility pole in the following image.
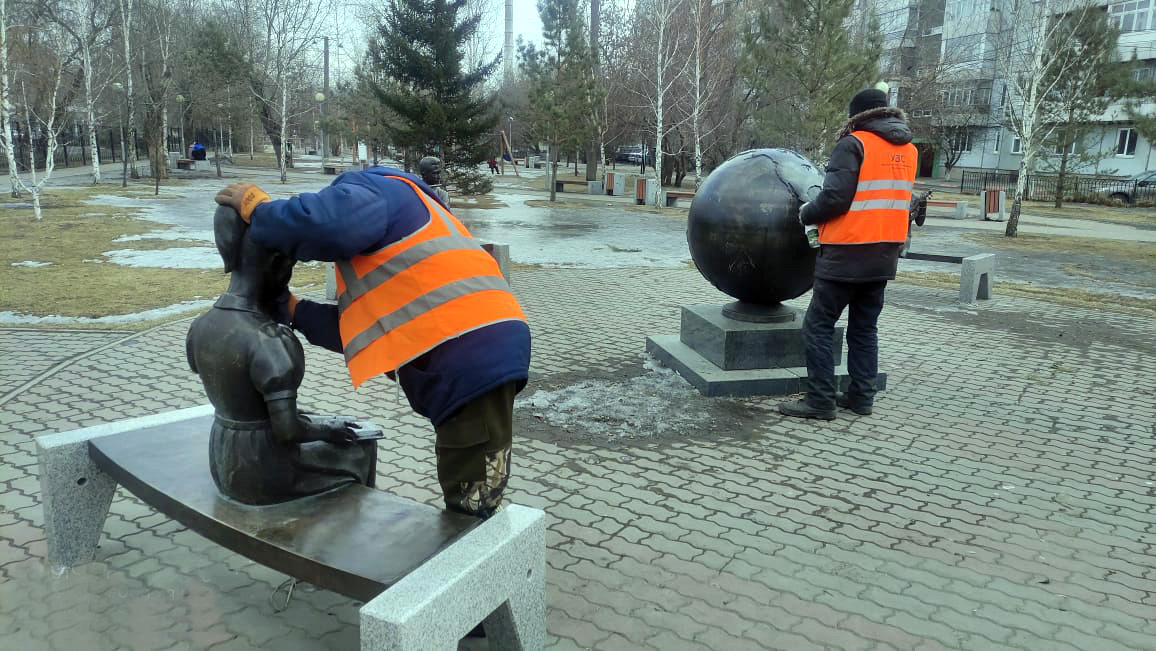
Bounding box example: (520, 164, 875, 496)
(323, 36, 330, 162)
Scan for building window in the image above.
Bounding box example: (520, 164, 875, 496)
(1109, 1, 1152, 33)
(1116, 128, 1138, 156)
(994, 131, 1001, 153)
(1011, 137, 1022, 154)
(950, 129, 973, 152)
(1054, 140, 1077, 155)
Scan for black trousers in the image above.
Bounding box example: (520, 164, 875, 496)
(801, 278, 887, 408)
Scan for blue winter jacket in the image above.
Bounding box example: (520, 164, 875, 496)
(247, 167, 531, 426)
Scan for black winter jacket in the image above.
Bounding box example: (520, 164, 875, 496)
(799, 107, 913, 283)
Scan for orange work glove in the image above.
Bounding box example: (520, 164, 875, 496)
(214, 182, 270, 223)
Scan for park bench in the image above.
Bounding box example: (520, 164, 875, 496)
(663, 190, 695, 207)
(36, 405, 546, 650)
(903, 252, 995, 303)
(176, 158, 196, 170)
(552, 179, 589, 193)
(323, 164, 340, 175)
(925, 199, 969, 220)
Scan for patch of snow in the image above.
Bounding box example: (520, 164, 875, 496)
(87, 194, 149, 207)
(11, 261, 51, 267)
(0, 299, 213, 325)
(100, 247, 221, 269)
(115, 230, 213, 243)
(515, 354, 711, 441)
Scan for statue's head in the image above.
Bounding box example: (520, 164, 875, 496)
(214, 205, 294, 301)
(418, 156, 442, 185)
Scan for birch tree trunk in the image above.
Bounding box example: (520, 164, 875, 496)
(83, 42, 101, 183)
(279, 75, 288, 182)
(118, 0, 138, 177)
(0, 0, 18, 196)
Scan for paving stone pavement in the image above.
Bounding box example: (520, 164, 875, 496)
(2, 265, 1155, 650)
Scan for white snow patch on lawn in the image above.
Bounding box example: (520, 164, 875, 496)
(115, 230, 213, 243)
(100, 247, 221, 269)
(11, 261, 51, 267)
(0, 299, 213, 325)
(516, 355, 710, 441)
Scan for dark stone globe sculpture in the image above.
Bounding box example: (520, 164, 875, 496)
(688, 148, 824, 322)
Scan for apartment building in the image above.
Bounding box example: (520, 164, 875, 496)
(869, 0, 1155, 178)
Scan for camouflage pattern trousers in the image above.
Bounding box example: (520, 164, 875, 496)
(434, 382, 517, 519)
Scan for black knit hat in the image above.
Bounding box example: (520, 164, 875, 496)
(849, 88, 888, 116)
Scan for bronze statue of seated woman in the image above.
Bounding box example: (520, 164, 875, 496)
(186, 205, 378, 505)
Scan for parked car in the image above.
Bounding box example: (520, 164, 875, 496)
(1095, 170, 1156, 204)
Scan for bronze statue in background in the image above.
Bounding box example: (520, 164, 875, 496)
(186, 205, 379, 505)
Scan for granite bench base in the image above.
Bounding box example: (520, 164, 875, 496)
(36, 405, 547, 650)
(903, 252, 995, 304)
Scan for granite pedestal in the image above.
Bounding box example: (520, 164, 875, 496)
(648, 304, 885, 397)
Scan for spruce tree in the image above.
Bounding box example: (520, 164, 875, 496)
(365, 0, 498, 193)
(738, 0, 881, 163)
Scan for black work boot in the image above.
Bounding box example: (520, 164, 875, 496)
(778, 399, 836, 421)
(836, 392, 873, 415)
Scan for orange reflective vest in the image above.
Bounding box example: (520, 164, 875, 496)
(818, 130, 917, 245)
(334, 176, 527, 388)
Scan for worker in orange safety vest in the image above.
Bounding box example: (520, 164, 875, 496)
(215, 167, 530, 519)
(780, 84, 917, 421)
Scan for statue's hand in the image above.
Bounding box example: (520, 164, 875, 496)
(299, 414, 383, 444)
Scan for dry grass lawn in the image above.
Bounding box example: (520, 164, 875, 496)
(896, 271, 1156, 316)
(962, 231, 1156, 267)
(928, 190, 1155, 227)
(1, 186, 326, 329)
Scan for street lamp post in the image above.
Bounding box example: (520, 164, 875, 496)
(315, 92, 326, 172)
(508, 116, 515, 163)
(215, 102, 224, 178)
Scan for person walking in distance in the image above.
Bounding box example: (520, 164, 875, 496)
(780, 83, 916, 420)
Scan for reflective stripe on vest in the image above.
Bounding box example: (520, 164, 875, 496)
(818, 131, 917, 245)
(334, 176, 526, 387)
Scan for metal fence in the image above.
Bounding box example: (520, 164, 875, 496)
(959, 169, 1139, 203)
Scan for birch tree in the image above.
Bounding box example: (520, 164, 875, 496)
(634, 0, 691, 201)
(134, 0, 177, 193)
(116, 0, 139, 177)
(0, 0, 20, 196)
(993, 0, 1099, 236)
(686, 0, 733, 186)
(44, 0, 118, 184)
(5, 20, 73, 219)
(1037, 10, 1130, 207)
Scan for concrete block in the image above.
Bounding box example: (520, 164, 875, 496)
(36, 405, 214, 569)
(587, 181, 603, 195)
(961, 254, 994, 303)
(679, 305, 841, 370)
(359, 504, 546, 650)
(646, 336, 882, 398)
(480, 242, 512, 282)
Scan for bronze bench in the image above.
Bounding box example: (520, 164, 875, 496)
(37, 405, 546, 649)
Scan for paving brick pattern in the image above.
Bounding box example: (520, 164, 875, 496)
(2, 266, 1154, 650)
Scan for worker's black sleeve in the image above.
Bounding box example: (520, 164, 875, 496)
(800, 136, 865, 226)
(291, 299, 343, 354)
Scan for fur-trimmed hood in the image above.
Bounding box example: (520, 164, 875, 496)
(837, 106, 912, 145)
